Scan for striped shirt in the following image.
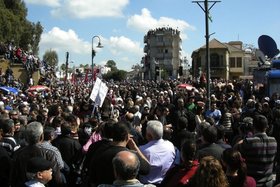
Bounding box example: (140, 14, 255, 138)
(39, 141, 64, 169)
(236, 132, 277, 184)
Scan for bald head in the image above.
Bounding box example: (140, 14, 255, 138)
(113, 151, 140, 180)
(125, 112, 134, 122)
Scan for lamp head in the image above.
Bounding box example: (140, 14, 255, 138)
(97, 42, 103, 48)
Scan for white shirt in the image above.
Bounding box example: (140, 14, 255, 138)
(139, 139, 176, 184)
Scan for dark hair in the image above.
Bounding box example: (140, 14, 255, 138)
(111, 121, 129, 142)
(196, 105, 204, 115)
(215, 125, 225, 140)
(43, 126, 55, 141)
(253, 115, 268, 132)
(205, 116, 216, 126)
(202, 126, 217, 143)
(177, 117, 188, 130)
(48, 104, 62, 117)
(60, 121, 71, 135)
(181, 140, 197, 166)
(64, 113, 77, 124)
(100, 119, 116, 139)
(0, 118, 14, 134)
(51, 116, 65, 128)
(222, 148, 247, 187)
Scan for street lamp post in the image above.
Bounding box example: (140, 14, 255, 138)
(91, 36, 103, 85)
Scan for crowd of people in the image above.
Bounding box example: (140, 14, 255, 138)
(0, 61, 280, 187)
(0, 41, 41, 75)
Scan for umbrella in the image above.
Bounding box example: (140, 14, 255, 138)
(28, 85, 50, 92)
(177, 83, 195, 91)
(0, 86, 19, 95)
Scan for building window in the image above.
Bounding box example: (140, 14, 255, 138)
(157, 36, 163, 42)
(210, 53, 220, 67)
(157, 48, 163, 53)
(198, 57, 201, 67)
(236, 57, 242, 67)
(220, 55, 223, 62)
(230, 57, 235, 67)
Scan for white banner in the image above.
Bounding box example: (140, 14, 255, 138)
(90, 78, 108, 107)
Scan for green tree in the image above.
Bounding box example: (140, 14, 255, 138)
(131, 63, 141, 70)
(0, 0, 43, 55)
(106, 60, 117, 71)
(43, 50, 59, 67)
(103, 70, 127, 81)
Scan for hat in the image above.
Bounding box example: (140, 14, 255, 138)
(27, 157, 53, 173)
(264, 97, 270, 102)
(22, 101, 30, 106)
(143, 104, 150, 109)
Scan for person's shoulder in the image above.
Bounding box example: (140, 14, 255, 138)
(244, 176, 257, 187)
(97, 184, 114, 187)
(162, 139, 175, 147)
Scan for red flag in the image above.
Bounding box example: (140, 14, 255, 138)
(71, 73, 76, 84)
(93, 68, 97, 81)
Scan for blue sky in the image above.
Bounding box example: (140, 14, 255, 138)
(24, 0, 280, 71)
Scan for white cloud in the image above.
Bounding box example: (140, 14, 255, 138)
(127, 8, 195, 39)
(39, 27, 143, 69)
(51, 0, 129, 19)
(40, 27, 90, 56)
(24, 0, 60, 7)
(108, 36, 143, 56)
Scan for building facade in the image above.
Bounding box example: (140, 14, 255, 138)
(142, 27, 182, 80)
(191, 38, 258, 81)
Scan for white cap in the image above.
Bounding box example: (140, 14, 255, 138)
(22, 101, 30, 106)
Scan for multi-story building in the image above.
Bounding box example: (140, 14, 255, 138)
(191, 38, 258, 81)
(142, 27, 182, 80)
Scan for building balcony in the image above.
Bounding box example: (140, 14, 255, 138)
(144, 35, 148, 43)
(144, 45, 149, 53)
(155, 42, 164, 46)
(156, 53, 164, 58)
(164, 40, 173, 46)
(164, 53, 173, 58)
(229, 67, 243, 73)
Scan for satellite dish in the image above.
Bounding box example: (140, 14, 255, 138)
(255, 49, 266, 64)
(258, 35, 279, 59)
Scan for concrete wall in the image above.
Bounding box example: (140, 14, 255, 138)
(0, 58, 40, 85)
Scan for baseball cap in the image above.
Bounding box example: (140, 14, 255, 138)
(27, 157, 53, 173)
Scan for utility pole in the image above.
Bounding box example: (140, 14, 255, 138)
(192, 0, 220, 110)
(65, 52, 69, 84)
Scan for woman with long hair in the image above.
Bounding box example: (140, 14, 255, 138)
(194, 105, 205, 136)
(160, 140, 199, 187)
(221, 148, 256, 187)
(186, 156, 229, 187)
